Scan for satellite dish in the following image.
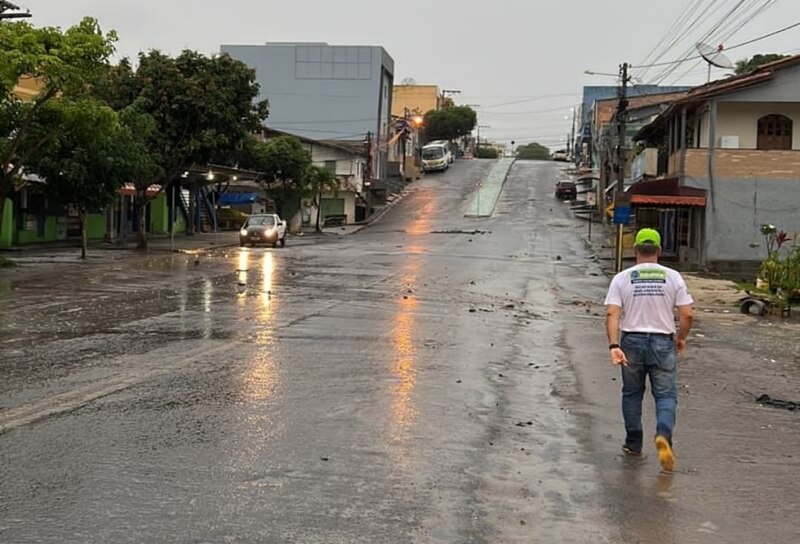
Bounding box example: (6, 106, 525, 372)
(696, 43, 734, 81)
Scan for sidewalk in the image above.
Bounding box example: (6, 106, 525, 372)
(0, 231, 242, 262)
(465, 158, 516, 217)
(0, 186, 415, 263)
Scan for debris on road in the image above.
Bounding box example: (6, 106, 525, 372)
(756, 394, 798, 411)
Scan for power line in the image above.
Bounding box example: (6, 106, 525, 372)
(648, 0, 747, 83)
(636, 0, 708, 75)
(727, 17, 800, 49)
(668, 0, 777, 83)
(477, 92, 581, 110)
(268, 118, 378, 125)
(631, 16, 800, 73)
(651, 0, 748, 83)
(476, 104, 577, 116)
(637, 0, 728, 80)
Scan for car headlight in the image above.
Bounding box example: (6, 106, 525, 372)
(264, 228, 275, 237)
(240, 229, 248, 236)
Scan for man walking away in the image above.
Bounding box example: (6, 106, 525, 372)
(604, 228, 694, 472)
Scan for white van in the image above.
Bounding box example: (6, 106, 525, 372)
(428, 140, 455, 164)
(422, 143, 450, 173)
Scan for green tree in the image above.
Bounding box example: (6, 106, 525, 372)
(304, 164, 340, 232)
(238, 135, 311, 219)
(0, 17, 117, 239)
(734, 54, 789, 74)
(93, 50, 269, 248)
(27, 99, 147, 259)
(423, 106, 477, 142)
(516, 142, 551, 160)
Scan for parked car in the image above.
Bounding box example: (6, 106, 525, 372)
(552, 149, 568, 162)
(555, 181, 577, 200)
(239, 213, 287, 248)
(422, 144, 450, 172)
(428, 140, 455, 163)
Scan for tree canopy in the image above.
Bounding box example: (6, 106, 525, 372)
(734, 54, 789, 75)
(0, 17, 117, 236)
(238, 135, 312, 217)
(93, 50, 269, 247)
(26, 99, 145, 258)
(516, 142, 551, 160)
(423, 106, 477, 142)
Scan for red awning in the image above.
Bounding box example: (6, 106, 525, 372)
(630, 195, 706, 206)
(627, 178, 706, 207)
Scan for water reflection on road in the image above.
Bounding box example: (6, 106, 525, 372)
(236, 249, 279, 402)
(389, 256, 422, 468)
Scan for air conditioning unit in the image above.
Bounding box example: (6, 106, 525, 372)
(719, 135, 739, 149)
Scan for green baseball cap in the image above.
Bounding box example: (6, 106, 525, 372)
(635, 228, 661, 247)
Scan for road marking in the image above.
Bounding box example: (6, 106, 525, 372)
(0, 341, 236, 435)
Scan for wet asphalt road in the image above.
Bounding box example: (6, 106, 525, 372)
(1, 160, 798, 543)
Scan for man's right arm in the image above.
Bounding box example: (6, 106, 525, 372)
(674, 274, 694, 354)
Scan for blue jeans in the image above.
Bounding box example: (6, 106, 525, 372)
(620, 332, 678, 451)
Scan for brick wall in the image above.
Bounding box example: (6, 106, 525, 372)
(669, 148, 800, 180)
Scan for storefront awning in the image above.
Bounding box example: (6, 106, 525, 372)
(217, 192, 260, 205)
(630, 194, 706, 206)
(627, 178, 706, 207)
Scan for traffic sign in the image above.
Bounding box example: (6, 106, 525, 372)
(613, 204, 631, 225)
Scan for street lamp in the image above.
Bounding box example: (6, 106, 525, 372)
(584, 69, 619, 77)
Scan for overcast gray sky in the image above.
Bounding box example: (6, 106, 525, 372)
(20, 0, 800, 148)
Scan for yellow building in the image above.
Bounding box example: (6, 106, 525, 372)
(392, 85, 440, 117)
(12, 76, 45, 101)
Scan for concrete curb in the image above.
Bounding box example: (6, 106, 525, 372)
(464, 158, 516, 218)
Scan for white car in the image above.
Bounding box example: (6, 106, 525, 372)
(239, 214, 287, 248)
(428, 140, 455, 163)
(422, 144, 450, 172)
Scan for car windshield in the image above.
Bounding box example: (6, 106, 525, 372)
(247, 215, 276, 227)
(423, 147, 444, 159)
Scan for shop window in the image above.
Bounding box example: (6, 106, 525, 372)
(757, 114, 793, 150)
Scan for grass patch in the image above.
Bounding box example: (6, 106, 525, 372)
(734, 281, 769, 296)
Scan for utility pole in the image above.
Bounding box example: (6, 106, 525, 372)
(0, 1, 30, 20)
(400, 109, 409, 181)
(570, 107, 577, 162)
(476, 125, 491, 155)
(364, 131, 373, 215)
(615, 62, 629, 201)
(613, 62, 631, 273)
(440, 89, 461, 109)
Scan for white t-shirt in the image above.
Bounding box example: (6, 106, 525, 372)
(604, 263, 694, 334)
